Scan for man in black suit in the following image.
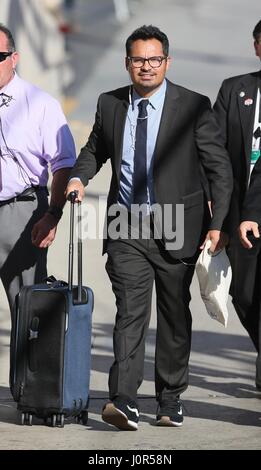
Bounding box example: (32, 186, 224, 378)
(66, 25, 232, 430)
(214, 20, 261, 391)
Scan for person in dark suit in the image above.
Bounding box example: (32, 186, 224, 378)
(214, 19, 261, 391)
(66, 25, 232, 430)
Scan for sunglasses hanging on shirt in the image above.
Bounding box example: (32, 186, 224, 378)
(253, 88, 261, 139)
(0, 93, 13, 108)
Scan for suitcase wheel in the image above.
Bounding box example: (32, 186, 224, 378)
(57, 414, 65, 428)
(81, 410, 88, 425)
(51, 414, 57, 427)
(50, 414, 65, 427)
(21, 412, 33, 426)
(76, 410, 88, 425)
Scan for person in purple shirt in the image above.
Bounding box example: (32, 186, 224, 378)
(0, 24, 76, 322)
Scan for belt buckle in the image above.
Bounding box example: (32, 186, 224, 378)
(22, 187, 35, 197)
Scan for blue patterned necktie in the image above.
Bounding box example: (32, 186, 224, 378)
(132, 99, 149, 205)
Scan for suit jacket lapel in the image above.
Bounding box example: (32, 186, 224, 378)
(237, 74, 259, 168)
(153, 81, 181, 171)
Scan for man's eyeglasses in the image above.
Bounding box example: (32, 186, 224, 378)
(0, 52, 13, 63)
(128, 56, 167, 68)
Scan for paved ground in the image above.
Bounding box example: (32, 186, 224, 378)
(0, 0, 260, 452)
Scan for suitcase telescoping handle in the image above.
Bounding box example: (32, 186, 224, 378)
(68, 191, 83, 303)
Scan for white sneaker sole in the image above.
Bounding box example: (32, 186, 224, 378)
(102, 403, 138, 431)
(156, 416, 183, 427)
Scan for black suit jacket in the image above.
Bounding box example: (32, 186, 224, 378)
(71, 79, 232, 258)
(241, 155, 261, 223)
(214, 71, 260, 235)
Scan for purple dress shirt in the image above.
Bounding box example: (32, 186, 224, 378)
(0, 73, 76, 200)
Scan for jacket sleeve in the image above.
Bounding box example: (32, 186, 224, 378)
(195, 96, 233, 230)
(213, 80, 231, 148)
(69, 94, 109, 186)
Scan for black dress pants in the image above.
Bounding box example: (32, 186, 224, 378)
(105, 234, 195, 403)
(227, 236, 261, 386)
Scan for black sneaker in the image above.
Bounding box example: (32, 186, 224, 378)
(156, 398, 184, 427)
(102, 395, 139, 431)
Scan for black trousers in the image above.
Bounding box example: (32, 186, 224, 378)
(227, 236, 261, 386)
(105, 233, 196, 403)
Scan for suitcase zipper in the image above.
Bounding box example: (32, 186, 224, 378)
(12, 288, 30, 400)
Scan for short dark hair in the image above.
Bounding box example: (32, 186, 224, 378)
(253, 20, 261, 41)
(0, 23, 16, 52)
(125, 25, 169, 57)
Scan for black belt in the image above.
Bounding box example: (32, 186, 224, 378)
(0, 186, 47, 207)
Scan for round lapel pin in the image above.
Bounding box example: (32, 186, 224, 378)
(239, 91, 245, 97)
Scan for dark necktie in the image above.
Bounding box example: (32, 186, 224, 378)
(253, 87, 261, 143)
(254, 126, 261, 139)
(132, 99, 149, 205)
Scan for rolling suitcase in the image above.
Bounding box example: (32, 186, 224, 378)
(10, 192, 94, 426)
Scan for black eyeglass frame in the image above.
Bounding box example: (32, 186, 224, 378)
(127, 56, 168, 69)
(0, 52, 13, 63)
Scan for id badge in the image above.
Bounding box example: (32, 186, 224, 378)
(251, 149, 260, 164)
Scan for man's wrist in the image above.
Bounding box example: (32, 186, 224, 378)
(46, 205, 63, 222)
